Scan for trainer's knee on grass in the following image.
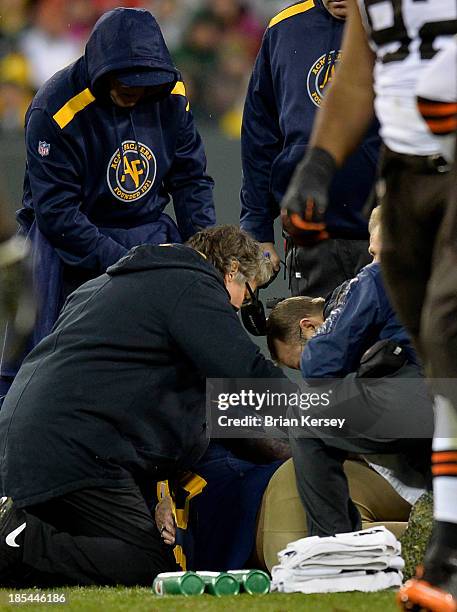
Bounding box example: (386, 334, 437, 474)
(103, 540, 177, 586)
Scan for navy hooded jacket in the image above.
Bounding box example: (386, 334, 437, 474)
(300, 262, 418, 379)
(20, 8, 215, 274)
(240, 0, 380, 243)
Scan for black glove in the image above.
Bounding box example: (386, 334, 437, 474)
(281, 147, 337, 245)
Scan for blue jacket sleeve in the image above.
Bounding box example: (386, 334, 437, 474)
(164, 106, 215, 241)
(240, 30, 282, 243)
(301, 268, 383, 379)
(25, 109, 128, 273)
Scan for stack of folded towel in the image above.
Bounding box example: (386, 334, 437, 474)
(271, 526, 404, 594)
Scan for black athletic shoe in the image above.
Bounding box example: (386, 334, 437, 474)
(398, 542, 457, 611)
(0, 497, 26, 574)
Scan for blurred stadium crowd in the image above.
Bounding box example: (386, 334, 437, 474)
(0, 0, 290, 137)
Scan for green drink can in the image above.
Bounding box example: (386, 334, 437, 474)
(228, 569, 271, 595)
(153, 571, 205, 596)
(196, 571, 240, 596)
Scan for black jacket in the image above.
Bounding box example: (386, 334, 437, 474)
(0, 245, 283, 507)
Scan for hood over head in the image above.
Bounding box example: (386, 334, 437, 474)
(84, 7, 179, 91)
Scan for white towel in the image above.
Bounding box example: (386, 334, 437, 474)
(271, 566, 403, 594)
(278, 526, 400, 568)
(271, 526, 403, 594)
(284, 554, 404, 573)
(272, 554, 403, 579)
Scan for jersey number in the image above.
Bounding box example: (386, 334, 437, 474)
(363, 0, 457, 63)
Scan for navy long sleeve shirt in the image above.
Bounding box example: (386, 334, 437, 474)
(241, 0, 380, 243)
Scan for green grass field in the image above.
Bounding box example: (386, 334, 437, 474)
(0, 588, 401, 611)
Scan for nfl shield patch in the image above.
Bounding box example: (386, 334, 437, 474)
(38, 141, 50, 157)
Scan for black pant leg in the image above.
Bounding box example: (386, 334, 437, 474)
(289, 434, 361, 536)
(288, 239, 369, 298)
(17, 485, 178, 587)
(421, 156, 457, 394)
(289, 370, 432, 536)
(380, 150, 451, 358)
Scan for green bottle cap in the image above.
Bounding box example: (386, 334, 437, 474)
(153, 571, 205, 596)
(212, 574, 240, 596)
(181, 573, 206, 596)
(244, 570, 270, 595)
(196, 572, 240, 596)
(228, 570, 270, 595)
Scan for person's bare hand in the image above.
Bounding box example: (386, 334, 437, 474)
(260, 242, 281, 272)
(155, 496, 176, 545)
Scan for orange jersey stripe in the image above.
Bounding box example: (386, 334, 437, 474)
(418, 100, 457, 117)
(424, 116, 457, 134)
(432, 464, 457, 476)
(432, 451, 457, 463)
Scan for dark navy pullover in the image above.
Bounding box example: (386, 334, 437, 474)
(301, 262, 418, 379)
(240, 0, 380, 243)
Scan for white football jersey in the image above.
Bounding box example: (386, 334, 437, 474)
(357, 0, 457, 155)
(416, 36, 457, 161)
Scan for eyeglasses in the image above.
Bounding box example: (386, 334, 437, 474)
(244, 282, 256, 304)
